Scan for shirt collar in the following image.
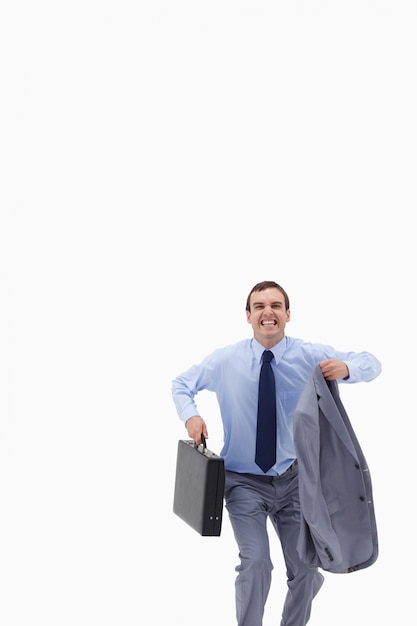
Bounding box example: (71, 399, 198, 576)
(252, 336, 287, 364)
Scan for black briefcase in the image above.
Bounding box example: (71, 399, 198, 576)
(173, 436, 225, 537)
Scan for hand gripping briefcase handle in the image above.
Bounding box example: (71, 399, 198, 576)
(196, 433, 207, 451)
(173, 433, 225, 536)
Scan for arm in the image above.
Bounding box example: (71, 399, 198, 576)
(319, 350, 381, 383)
(172, 359, 214, 444)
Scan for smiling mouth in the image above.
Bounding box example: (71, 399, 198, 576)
(261, 320, 276, 326)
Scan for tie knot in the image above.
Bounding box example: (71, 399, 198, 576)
(262, 350, 274, 364)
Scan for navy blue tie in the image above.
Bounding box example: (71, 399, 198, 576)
(255, 350, 277, 473)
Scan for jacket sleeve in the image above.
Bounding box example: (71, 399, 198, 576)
(293, 375, 344, 570)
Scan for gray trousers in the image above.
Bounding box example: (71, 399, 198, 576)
(224, 467, 324, 626)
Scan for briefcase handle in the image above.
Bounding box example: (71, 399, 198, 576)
(194, 433, 207, 451)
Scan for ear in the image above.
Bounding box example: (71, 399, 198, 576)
(286, 309, 291, 322)
(246, 310, 251, 324)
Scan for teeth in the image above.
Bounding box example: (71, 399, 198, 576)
(262, 321, 275, 325)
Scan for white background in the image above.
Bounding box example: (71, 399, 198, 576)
(1, 1, 415, 624)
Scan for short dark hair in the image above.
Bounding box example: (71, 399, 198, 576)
(245, 281, 290, 312)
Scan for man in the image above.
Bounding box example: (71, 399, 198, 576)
(171, 281, 381, 626)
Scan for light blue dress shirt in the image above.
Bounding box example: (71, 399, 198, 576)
(171, 336, 381, 475)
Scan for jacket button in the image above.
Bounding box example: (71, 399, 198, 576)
(359, 496, 365, 501)
(324, 547, 334, 561)
(355, 463, 360, 469)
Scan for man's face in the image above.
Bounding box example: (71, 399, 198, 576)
(246, 287, 290, 347)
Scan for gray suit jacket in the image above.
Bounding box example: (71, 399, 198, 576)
(293, 363, 378, 573)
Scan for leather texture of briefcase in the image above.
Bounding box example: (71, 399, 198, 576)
(173, 436, 225, 536)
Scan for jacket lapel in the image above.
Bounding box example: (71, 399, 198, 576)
(312, 364, 359, 460)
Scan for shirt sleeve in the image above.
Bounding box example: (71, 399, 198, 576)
(171, 364, 203, 424)
(171, 351, 220, 423)
(341, 351, 382, 383)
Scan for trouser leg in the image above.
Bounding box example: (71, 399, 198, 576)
(225, 472, 273, 626)
(269, 471, 324, 626)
